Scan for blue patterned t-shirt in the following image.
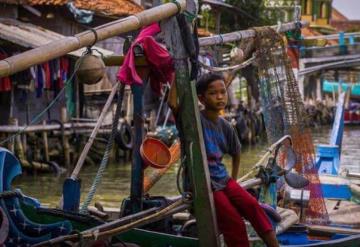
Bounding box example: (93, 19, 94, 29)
(200, 111, 241, 191)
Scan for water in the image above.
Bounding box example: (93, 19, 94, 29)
(12, 126, 360, 208)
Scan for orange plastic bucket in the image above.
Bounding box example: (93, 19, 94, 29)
(140, 137, 171, 169)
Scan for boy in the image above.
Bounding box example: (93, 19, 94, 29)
(196, 73, 279, 247)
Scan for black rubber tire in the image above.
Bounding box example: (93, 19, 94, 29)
(115, 122, 133, 150)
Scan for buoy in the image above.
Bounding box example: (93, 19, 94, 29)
(75, 54, 105, 85)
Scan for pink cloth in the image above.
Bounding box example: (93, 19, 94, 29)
(117, 23, 174, 94)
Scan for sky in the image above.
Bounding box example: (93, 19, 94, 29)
(332, 0, 360, 20)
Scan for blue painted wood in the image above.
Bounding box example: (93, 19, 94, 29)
(316, 146, 340, 175)
(282, 234, 360, 247)
(62, 178, 81, 212)
(316, 92, 345, 175)
(0, 148, 72, 246)
(320, 184, 352, 200)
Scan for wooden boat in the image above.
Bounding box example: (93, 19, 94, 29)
(1, 1, 360, 246)
(2, 145, 360, 247)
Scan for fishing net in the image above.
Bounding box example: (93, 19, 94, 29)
(254, 27, 329, 225)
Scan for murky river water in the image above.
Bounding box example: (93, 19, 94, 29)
(12, 126, 360, 208)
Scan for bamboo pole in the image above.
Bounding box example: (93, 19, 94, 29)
(99, 21, 310, 67)
(0, 122, 113, 133)
(199, 21, 309, 47)
(70, 83, 118, 179)
(0, 0, 186, 78)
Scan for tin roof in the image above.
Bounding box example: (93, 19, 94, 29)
(0, 18, 114, 57)
(1, 0, 143, 16)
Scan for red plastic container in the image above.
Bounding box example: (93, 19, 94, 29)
(140, 137, 171, 169)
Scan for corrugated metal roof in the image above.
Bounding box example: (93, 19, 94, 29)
(1, 0, 143, 16)
(0, 18, 114, 57)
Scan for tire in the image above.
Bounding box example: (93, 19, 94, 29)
(115, 122, 133, 150)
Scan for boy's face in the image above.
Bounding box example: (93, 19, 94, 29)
(199, 79, 228, 112)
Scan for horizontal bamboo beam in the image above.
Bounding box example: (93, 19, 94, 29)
(299, 57, 360, 76)
(304, 31, 360, 40)
(301, 53, 360, 64)
(199, 21, 309, 47)
(0, 122, 112, 133)
(0, 0, 185, 78)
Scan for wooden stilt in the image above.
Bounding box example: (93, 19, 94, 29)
(60, 107, 71, 169)
(8, 118, 15, 153)
(42, 120, 49, 162)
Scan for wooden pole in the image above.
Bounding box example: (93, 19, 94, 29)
(60, 107, 71, 169)
(199, 21, 309, 47)
(0, 122, 113, 133)
(8, 118, 16, 153)
(42, 120, 49, 162)
(0, 0, 186, 78)
(162, 16, 220, 247)
(130, 84, 145, 213)
(70, 83, 118, 179)
(13, 118, 24, 159)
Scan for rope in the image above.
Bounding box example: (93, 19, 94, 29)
(199, 56, 255, 72)
(80, 83, 125, 213)
(0, 55, 86, 146)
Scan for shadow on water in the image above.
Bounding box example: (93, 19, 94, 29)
(12, 126, 360, 208)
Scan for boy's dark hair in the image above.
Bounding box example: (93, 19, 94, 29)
(196, 73, 224, 96)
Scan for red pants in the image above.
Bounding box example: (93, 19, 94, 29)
(213, 178, 273, 247)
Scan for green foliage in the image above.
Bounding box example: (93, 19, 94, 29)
(220, 0, 277, 32)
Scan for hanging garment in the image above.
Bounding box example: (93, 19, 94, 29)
(0, 52, 12, 92)
(43, 62, 51, 89)
(117, 23, 174, 94)
(35, 65, 44, 97)
(60, 57, 69, 89)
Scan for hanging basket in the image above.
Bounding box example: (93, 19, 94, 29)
(140, 137, 171, 169)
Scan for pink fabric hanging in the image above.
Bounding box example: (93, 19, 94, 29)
(117, 23, 174, 94)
